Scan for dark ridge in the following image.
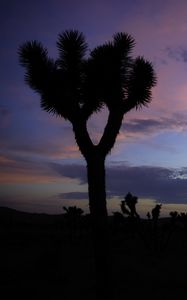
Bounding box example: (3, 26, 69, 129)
(0, 206, 64, 226)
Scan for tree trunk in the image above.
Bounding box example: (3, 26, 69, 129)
(86, 153, 113, 299)
(87, 154, 107, 219)
(72, 112, 123, 299)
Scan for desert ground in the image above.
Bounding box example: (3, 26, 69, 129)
(1, 207, 187, 299)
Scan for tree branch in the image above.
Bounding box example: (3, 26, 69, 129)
(71, 116, 94, 159)
(98, 108, 124, 156)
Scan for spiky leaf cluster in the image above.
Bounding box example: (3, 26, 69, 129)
(19, 30, 156, 122)
(126, 57, 157, 109)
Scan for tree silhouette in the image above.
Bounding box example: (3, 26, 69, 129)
(63, 205, 84, 217)
(63, 206, 84, 240)
(151, 204, 162, 253)
(152, 204, 162, 223)
(18, 30, 156, 220)
(18, 30, 156, 298)
(121, 192, 140, 218)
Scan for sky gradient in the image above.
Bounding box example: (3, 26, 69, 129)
(1, 0, 187, 217)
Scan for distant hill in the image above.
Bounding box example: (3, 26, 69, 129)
(0, 206, 64, 225)
(0, 206, 31, 216)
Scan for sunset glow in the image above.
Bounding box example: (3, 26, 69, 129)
(1, 0, 187, 216)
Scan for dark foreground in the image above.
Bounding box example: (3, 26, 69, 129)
(1, 207, 187, 299)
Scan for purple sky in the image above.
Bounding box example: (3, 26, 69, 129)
(1, 0, 187, 216)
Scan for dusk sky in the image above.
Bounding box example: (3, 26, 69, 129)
(1, 0, 187, 217)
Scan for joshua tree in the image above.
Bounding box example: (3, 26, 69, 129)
(152, 204, 162, 223)
(169, 211, 178, 224)
(63, 205, 84, 217)
(151, 204, 162, 253)
(19, 30, 156, 298)
(121, 192, 140, 218)
(63, 206, 84, 240)
(18, 30, 156, 222)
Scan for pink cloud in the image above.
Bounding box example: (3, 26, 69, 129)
(0, 154, 78, 184)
